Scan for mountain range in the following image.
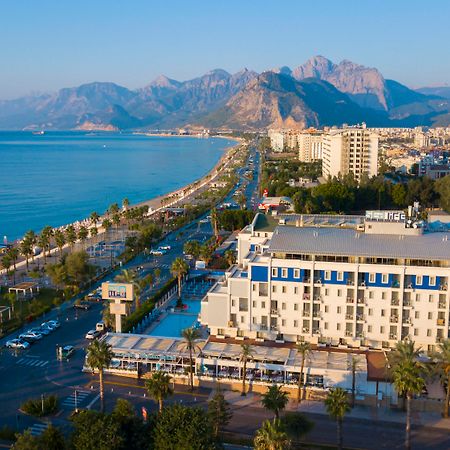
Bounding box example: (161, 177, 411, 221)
(1, 56, 449, 130)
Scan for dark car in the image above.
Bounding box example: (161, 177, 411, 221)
(74, 301, 91, 310)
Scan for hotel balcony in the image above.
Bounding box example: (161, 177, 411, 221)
(438, 302, 446, 309)
(437, 319, 445, 326)
(402, 318, 412, 325)
(389, 333, 398, 340)
(345, 330, 353, 337)
(390, 316, 399, 323)
(391, 299, 399, 306)
(302, 311, 311, 317)
(303, 294, 311, 300)
(345, 314, 353, 320)
(346, 297, 354, 304)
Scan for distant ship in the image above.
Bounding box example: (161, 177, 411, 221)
(32, 130, 45, 135)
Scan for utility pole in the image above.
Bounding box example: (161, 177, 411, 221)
(74, 389, 78, 413)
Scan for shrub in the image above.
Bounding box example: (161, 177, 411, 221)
(21, 395, 59, 417)
(0, 425, 16, 441)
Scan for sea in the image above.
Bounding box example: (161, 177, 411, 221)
(0, 131, 236, 241)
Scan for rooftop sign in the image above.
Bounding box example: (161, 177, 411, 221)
(365, 210, 405, 222)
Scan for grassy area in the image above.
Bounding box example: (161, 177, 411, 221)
(0, 287, 62, 336)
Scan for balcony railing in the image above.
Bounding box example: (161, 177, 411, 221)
(345, 314, 353, 320)
(345, 330, 353, 337)
(391, 299, 399, 306)
(346, 297, 354, 303)
(389, 333, 398, 340)
(438, 302, 446, 309)
(303, 294, 311, 300)
(303, 311, 310, 317)
(437, 319, 445, 326)
(390, 316, 399, 323)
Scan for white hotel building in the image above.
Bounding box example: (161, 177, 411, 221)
(201, 213, 450, 352)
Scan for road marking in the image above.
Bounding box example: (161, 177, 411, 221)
(86, 393, 100, 410)
(28, 423, 48, 436)
(16, 357, 50, 367)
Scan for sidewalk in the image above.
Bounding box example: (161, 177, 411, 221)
(223, 390, 450, 431)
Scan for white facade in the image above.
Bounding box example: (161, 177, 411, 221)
(201, 214, 450, 352)
(322, 128, 379, 180)
(268, 130, 286, 152)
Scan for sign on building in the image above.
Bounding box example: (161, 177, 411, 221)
(365, 210, 406, 222)
(102, 282, 134, 302)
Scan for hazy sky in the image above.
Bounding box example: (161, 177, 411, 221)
(1, 0, 449, 99)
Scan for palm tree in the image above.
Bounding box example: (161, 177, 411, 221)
(53, 230, 66, 258)
(224, 249, 236, 268)
(154, 268, 161, 283)
(90, 211, 100, 226)
(349, 355, 361, 408)
(431, 339, 450, 418)
(122, 198, 130, 210)
(38, 226, 53, 263)
(145, 371, 173, 412)
(199, 244, 213, 267)
(325, 387, 350, 450)
(262, 384, 289, 420)
(65, 224, 77, 249)
(254, 419, 291, 450)
(295, 342, 312, 403)
(181, 327, 202, 391)
(210, 208, 219, 241)
(102, 218, 112, 233)
(78, 226, 89, 249)
(90, 226, 98, 242)
(389, 340, 426, 450)
(7, 246, 19, 284)
(239, 343, 254, 396)
(171, 257, 189, 307)
(108, 203, 120, 216)
(20, 238, 33, 271)
(24, 230, 37, 263)
(86, 339, 113, 413)
(1, 254, 12, 279)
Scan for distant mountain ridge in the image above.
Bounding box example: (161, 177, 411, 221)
(0, 56, 449, 130)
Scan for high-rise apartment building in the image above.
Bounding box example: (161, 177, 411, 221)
(297, 129, 323, 162)
(322, 128, 379, 180)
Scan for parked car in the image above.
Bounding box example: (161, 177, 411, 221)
(61, 345, 75, 359)
(5, 339, 30, 349)
(87, 291, 102, 301)
(159, 245, 171, 251)
(85, 329, 101, 340)
(74, 301, 91, 310)
(149, 249, 165, 256)
(32, 327, 50, 336)
(19, 331, 42, 342)
(46, 319, 61, 329)
(40, 322, 56, 332)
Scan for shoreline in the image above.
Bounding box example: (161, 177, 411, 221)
(1, 136, 243, 275)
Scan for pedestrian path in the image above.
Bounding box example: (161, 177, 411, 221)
(62, 390, 91, 408)
(28, 422, 49, 436)
(16, 357, 50, 368)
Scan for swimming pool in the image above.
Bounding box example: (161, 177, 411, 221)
(149, 300, 201, 338)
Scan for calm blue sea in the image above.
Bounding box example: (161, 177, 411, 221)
(0, 131, 235, 241)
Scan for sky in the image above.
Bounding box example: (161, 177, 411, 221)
(1, 0, 449, 99)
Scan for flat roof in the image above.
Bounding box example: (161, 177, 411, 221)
(252, 213, 278, 233)
(9, 282, 38, 290)
(268, 226, 450, 260)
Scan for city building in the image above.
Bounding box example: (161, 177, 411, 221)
(322, 127, 379, 180)
(268, 129, 286, 152)
(200, 212, 450, 352)
(297, 129, 324, 162)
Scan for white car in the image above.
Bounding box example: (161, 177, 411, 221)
(149, 249, 165, 256)
(6, 339, 30, 349)
(159, 245, 171, 251)
(46, 319, 61, 329)
(85, 329, 101, 340)
(19, 331, 43, 341)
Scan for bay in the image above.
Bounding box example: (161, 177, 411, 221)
(0, 131, 235, 241)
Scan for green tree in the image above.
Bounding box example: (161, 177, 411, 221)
(45, 263, 67, 289)
(171, 257, 189, 307)
(184, 240, 201, 260)
(262, 384, 289, 420)
(392, 183, 407, 207)
(199, 244, 214, 267)
(109, 203, 120, 215)
(65, 251, 95, 287)
(90, 226, 98, 241)
(122, 198, 130, 210)
(389, 340, 426, 450)
(181, 327, 202, 391)
(40, 425, 67, 450)
(53, 229, 66, 258)
(1, 253, 12, 278)
(208, 387, 232, 439)
(112, 213, 121, 231)
(435, 175, 450, 212)
(20, 238, 33, 271)
(431, 339, 450, 418)
(325, 387, 350, 450)
(295, 342, 312, 403)
(152, 404, 216, 450)
(86, 339, 113, 413)
(102, 219, 112, 232)
(145, 371, 173, 412)
(71, 410, 124, 450)
(239, 343, 254, 396)
(349, 355, 361, 408)
(210, 208, 219, 241)
(77, 226, 89, 248)
(38, 226, 53, 263)
(11, 430, 40, 450)
(254, 419, 291, 450)
(65, 224, 77, 249)
(90, 211, 100, 226)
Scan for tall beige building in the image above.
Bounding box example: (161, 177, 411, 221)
(297, 129, 323, 162)
(322, 128, 379, 180)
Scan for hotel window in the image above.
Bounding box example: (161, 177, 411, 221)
(429, 294, 434, 302)
(272, 285, 276, 293)
(231, 299, 236, 307)
(252, 301, 257, 308)
(416, 275, 423, 286)
(324, 322, 328, 330)
(252, 317, 257, 324)
(324, 271, 331, 281)
(368, 308, 373, 316)
(337, 323, 341, 330)
(368, 325, 372, 332)
(381, 309, 386, 317)
(416, 293, 421, 302)
(282, 302, 286, 310)
(294, 320, 298, 327)
(369, 291, 374, 299)
(382, 274, 389, 284)
(415, 311, 420, 319)
(381, 292, 386, 300)
(293, 269, 300, 279)
(252, 284, 256, 291)
(337, 271, 344, 281)
(414, 328, 419, 336)
(240, 316, 245, 323)
(337, 289, 342, 297)
(294, 303, 298, 311)
(281, 268, 288, 278)
(261, 301, 266, 309)
(325, 288, 329, 296)
(429, 276, 436, 286)
(427, 329, 432, 337)
(294, 287, 298, 295)
(337, 306, 342, 314)
(272, 268, 278, 277)
(380, 326, 385, 334)
(282, 319, 286, 326)
(428, 312, 433, 320)
(282, 286, 287, 294)
(325, 305, 329, 313)
(369, 273, 376, 283)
